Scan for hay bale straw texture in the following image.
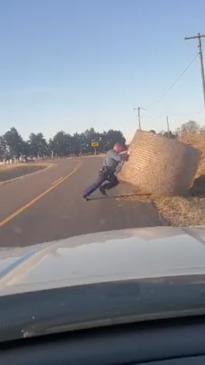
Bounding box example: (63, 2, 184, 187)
(120, 131, 201, 196)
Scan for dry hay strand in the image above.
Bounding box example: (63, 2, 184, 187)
(154, 196, 205, 226)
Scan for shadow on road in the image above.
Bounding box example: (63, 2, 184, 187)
(89, 192, 151, 201)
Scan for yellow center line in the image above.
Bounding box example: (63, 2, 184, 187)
(0, 161, 82, 228)
(51, 176, 64, 185)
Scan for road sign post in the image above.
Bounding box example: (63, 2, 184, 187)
(91, 142, 99, 155)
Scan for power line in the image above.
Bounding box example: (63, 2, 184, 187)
(141, 108, 203, 132)
(134, 52, 201, 130)
(144, 109, 203, 120)
(147, 53, 198, 110)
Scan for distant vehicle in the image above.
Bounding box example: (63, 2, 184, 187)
(1, 226, 205, 364)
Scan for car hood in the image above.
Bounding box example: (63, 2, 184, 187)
(1, 226, 205, 296)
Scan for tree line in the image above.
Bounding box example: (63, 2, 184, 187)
(0, 127, 126, 161)
(0, 121, 203, 161)
(151, 120, 205, 139)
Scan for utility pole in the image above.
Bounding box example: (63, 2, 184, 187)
(166, 116, 170, 133)
(133, 107, 142, 130)
(185, 33, 205, 111)
(137, 106, 142, 130)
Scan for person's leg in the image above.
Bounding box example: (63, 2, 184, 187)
(101, 174, 119, 191)
(83, 173, 106, 198)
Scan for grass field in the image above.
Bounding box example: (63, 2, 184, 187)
(0, 164, 47, 182)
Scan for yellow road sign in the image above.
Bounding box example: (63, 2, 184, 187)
(91, 142, 99, 148)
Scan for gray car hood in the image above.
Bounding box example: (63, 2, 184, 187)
(1, 226, 205, 296)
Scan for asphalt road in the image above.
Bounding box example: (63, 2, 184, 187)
(0, 157, 165, 247)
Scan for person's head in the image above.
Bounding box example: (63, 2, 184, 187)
(113, 143, 126, 154)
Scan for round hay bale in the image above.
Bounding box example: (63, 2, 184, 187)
(120, 131, 201, 196)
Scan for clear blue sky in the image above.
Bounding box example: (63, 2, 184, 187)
(0, 0, 205, 141)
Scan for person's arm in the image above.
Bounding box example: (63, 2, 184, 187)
(120, 151, 129, 162)
(115, 152, 129, 173)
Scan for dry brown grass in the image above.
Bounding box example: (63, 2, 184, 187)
(154, 196, 205, 226)
(119, 193, 205, 226)
(0, 164, 47, 182)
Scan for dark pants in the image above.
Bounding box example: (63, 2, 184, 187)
(84, 169, 119, 198)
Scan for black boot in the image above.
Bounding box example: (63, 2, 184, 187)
(99, 186, 107, 196)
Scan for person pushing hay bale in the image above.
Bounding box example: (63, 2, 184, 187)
(120, 131, 201, 196)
